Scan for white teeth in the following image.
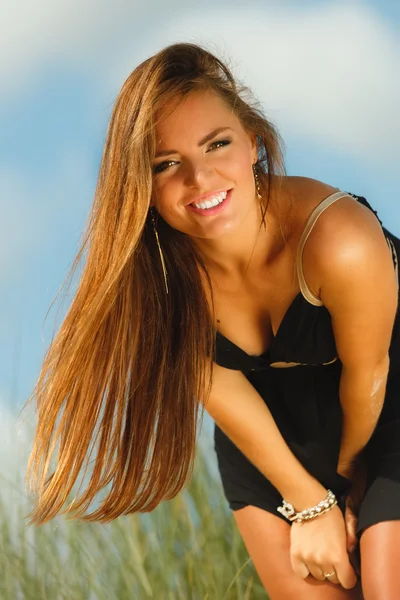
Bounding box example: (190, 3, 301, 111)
(192, 190, 227, 209)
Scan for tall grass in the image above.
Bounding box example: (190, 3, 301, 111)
(1, 404, 269, 599)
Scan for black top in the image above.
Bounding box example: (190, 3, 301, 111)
(212, 191, 400, 501)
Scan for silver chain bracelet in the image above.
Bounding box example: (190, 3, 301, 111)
(277, 489, 337, 524)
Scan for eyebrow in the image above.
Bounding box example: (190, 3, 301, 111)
(154, 126, 233, 159)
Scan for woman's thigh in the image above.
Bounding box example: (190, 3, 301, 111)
(232, 504, 363, 600)
(359, 520, 400, 600)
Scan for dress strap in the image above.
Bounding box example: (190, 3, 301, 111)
(296, 191, 351, 306)
(386, 237, 399, 289)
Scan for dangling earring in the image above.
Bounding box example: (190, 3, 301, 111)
(252, 162, 262, 200)
(150, 206, 169, 295)
(253, 161, 266, 231)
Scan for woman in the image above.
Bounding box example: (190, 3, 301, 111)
(22, 43, 400, 598)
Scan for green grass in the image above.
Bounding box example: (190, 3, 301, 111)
(0, 421, 269, 599)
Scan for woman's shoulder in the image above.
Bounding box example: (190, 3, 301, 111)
(285, 175, 339, 209)
(281, 175, 340, 241)
(287, 176, 378, 241)
(287, 177, 391, 295)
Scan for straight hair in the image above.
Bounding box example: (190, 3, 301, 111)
(21, 42, 288, 525)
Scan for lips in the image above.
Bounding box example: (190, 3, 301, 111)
(186, 188, 232, 215)
(187, 189, 230, 206)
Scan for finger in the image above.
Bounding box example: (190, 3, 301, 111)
(306, 563, 326, 582)
(334, 556, 358, 590)
(290, 555, 310, 580)
(345, 507, 358, 553)
(322, 568, 340, 586)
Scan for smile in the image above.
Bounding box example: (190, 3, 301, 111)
(186, 189, 232, 216)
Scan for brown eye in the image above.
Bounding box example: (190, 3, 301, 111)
(153, 160, 176, 174)
(152, 139, 231, 174)
(209, 139, 231, 151)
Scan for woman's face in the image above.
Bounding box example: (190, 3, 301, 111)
(151, 89, 259, 240)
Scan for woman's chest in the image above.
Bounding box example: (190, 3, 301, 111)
(212, 256, 299, 356)
(211, 186, 330, 356)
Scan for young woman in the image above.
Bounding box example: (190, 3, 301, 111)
(23, 43, 400, 599)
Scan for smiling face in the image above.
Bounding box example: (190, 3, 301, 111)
(151, 89, 259, 240)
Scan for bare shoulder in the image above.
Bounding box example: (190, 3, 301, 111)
(289, 176, 385, 299)
(291, 176, 378, 253)
(285, 175, 338, 212)
(281, 175, 339, 246)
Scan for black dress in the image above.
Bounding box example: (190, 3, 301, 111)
(213, 190, 400, 536)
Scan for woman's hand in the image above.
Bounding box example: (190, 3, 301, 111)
(290, 504, 358, 589)
(342, 459, 367, 575)
(344, 500, 358, 554)
(344, 499, 362, 577)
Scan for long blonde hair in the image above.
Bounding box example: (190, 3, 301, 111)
(21, 42, 288, 525)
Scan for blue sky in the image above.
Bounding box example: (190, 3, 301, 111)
(1, 0, 399, 436)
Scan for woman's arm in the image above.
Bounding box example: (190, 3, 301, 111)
(206, 362, 328, 510)
(337, 360, 390, 479)
(206, 362, 357, 588)
(312, 198, 398, 480)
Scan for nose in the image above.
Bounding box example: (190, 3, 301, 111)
(183, 161, 215, 189)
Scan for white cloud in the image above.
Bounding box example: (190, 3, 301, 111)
(126, 2, 399, 166)
(0, 0, 146, 100)
(2, 2, 399, 163)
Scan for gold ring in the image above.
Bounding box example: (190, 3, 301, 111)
(323, 571, 336, 578)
